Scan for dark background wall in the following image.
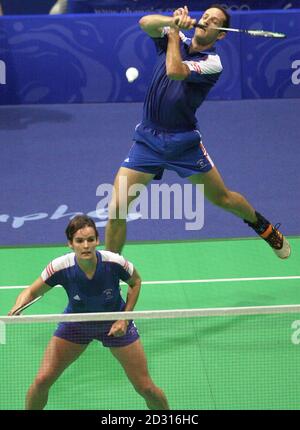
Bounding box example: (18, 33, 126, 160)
(1, 1, 300, 15)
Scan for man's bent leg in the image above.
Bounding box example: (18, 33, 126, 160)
(105, 167, 154, 253)
(188, 167, 290, 259)
(188, 167, 257, 222)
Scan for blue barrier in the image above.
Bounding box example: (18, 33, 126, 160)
(1, 99, 299, 245)
(0, 10, 299, 104)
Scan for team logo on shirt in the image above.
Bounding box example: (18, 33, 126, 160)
(103, 289, 113, 300)
(196, 158, 208, 169)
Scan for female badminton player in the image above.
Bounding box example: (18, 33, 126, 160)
(8, 215, 169, 410)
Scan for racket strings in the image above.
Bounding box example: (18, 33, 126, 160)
(247, 30, 286, 38)
(193, 23, 286, 39)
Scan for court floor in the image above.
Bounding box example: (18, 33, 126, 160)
(0, 237, 299, 409)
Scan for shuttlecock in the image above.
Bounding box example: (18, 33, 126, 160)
(126, 67, 139, 83)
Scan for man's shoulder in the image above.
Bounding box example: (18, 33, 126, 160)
(206, 53, 223, 72)
(196, 51, 223, 74)
(185, 52, 223, 76)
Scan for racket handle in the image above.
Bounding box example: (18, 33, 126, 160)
(194, 23, 207, 30)
(12, 296, 42, 315)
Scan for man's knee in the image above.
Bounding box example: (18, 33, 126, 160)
(107, 212, 127, 224)
(108, 202, 128, 221)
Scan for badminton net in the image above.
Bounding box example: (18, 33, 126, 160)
(1, 304, 300, 410)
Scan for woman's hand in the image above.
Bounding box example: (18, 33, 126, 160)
(108, 320, 129, 337)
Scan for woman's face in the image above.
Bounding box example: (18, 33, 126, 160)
(68, 226, 99, 260)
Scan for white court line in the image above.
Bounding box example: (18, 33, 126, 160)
(0, 275, 299, 290)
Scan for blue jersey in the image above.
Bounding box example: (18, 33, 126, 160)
(41, 250, 134, 313)
(142, 29, 223, 132)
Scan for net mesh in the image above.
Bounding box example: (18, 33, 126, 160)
(1, 305, 300, 410)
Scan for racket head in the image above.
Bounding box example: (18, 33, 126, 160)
(247, 30, 286, 39)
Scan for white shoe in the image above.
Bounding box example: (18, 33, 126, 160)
(261, 223, 291, 259)
(272, 235, 291, 259)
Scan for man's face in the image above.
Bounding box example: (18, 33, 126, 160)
(194, 7, 227, 45)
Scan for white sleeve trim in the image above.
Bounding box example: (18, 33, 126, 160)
(41, 253, 75, 282)
(100, 251, 134, 277)
(183, 54, 223, 75)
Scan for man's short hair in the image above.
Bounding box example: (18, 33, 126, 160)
(209, 4, 231, 28)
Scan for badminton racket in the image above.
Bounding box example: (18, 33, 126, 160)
(194, 23, 286, 39)
(11, 296, 42, 315)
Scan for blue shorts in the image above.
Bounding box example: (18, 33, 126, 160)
(54, 320, 139, 347)
(121, 123, 214, 180)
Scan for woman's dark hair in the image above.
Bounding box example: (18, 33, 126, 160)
(209, 4, 231, 28)
(65, 215, 99, 241)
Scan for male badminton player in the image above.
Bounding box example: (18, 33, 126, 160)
(105, 4, 290, 259)
(8, 215, 169, 410)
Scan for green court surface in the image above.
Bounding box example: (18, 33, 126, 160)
(0, 237, 299, 410)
